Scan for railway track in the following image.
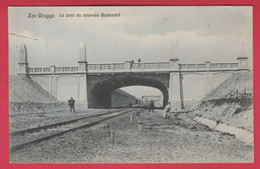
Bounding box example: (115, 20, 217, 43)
(10, 108, 126, 136)
(10, 108, 141, 153)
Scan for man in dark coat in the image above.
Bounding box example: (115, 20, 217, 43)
(149, 100, 154, 112)
(68, 97, 75, 113)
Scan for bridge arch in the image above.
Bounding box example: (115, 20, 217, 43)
(88, 76, 169, 109)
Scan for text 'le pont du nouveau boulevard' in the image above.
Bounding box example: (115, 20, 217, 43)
(28, 12, 121, 19)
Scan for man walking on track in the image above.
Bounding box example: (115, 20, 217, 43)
(149, 100, 155, 112)
(68, 97, 75, 113)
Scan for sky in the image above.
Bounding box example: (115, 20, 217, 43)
(8, 6, 253, 100)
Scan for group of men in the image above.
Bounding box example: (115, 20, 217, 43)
(68, 97, 183, 119)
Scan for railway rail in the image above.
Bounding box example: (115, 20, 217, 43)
(10, 108, 142, 153)
(10, 108, 127, 136)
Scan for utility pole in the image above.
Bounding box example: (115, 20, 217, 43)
(179, 66, 184, 110)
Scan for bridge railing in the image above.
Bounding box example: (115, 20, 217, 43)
(27, 61, 241, 74)
(88, 63, 125, 71)
(210, 63, 239, 69)
(87, 62, 171, 71)
(132, 62, 170, 70)
(145, 62, 170, 69)
(180, 62, 239, 70)
(180, 63, 206, 69)
(28, 66, 78, 74)
(55, 66, 78, 72)
(28, 67, 51, 73)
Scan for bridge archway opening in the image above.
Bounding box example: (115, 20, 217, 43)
(89, 76, 169, 109)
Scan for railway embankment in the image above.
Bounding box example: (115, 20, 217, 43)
(9, 75, 57, 103)
(9, 75, 68, 114)
(192, 71, 253, 145)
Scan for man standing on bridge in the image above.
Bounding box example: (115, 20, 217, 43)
(68, 97, 75, 113)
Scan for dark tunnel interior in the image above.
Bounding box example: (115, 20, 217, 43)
(88, 76, 169, 109)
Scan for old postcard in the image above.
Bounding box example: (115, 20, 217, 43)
(8, 6, 253, 163)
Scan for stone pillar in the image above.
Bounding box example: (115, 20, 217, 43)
(76, 74, 88, 109)
(49, 75, 57, 99)
(169, 57, 184, 109)
(204, 72, 213, 96)
(169, 72, 184, 110)
(78, 42, 88, 109)
(77, 75, 80, 100)
(170, 40, 178, 61)
(179, 72, 184, 110)
(18, 44, 29, 76)
(169, 39, 179, 70)
(237, 57, 248, 69)
(169, 58, 179, 70)
(205, 61, 211, 70)
(50, 65, 56, 73)
(78, 42, 88, 71)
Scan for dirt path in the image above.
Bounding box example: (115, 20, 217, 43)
(10, 109, 253, 163)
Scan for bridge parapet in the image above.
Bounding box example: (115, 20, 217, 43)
(88, 62, 126, 71)
(29, 67, 51, 73)
(210, 62, 238, 69)
(26, 61, 245, 75)
(87, 61, 241, 72)
(180, 63, 206, 70)
(180, 62, 239, 70)
(55, 66, 78, 72)
(28, 66, 78, 74)
(142, 62, 170, 70)
(87, 61, 171, 72)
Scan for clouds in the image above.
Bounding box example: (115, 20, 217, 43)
(8, 6, 252, 70)
(8, 6, 253, 100)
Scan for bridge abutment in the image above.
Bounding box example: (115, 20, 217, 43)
(169, 72, 184, 110)
(204, 72, 213, 96)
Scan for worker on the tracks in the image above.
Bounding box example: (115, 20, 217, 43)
(68, 97, 75, 113)
(149, 100, 155, 112)
(163, 101, 171, 119)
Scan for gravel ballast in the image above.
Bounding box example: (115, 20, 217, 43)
(10, 109, 253, 163)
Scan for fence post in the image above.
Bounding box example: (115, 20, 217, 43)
(130, 114, 133, 123)
(110, 129, 115, 143)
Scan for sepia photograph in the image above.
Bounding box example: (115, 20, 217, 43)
(8, 6, 253, 163)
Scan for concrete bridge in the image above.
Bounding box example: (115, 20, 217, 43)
(18, 43, 249, 109)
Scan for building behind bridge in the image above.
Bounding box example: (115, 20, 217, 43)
(111, 89, 138, 108)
